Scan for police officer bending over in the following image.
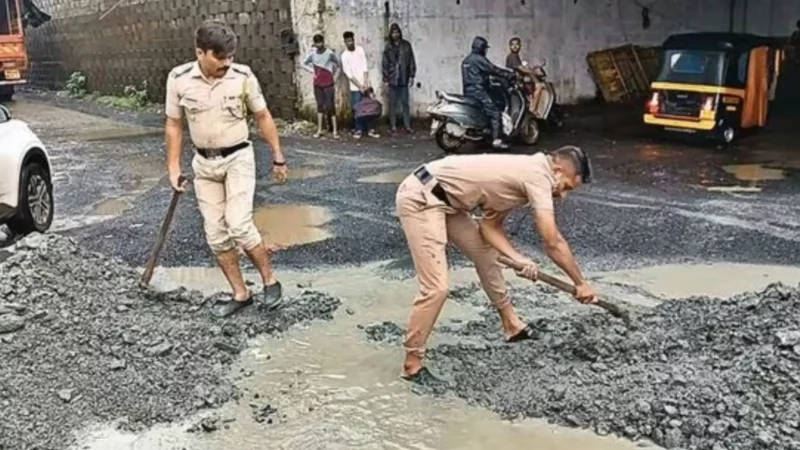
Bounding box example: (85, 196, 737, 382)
(461, 36, 515, 150)
(164, 20, 289, 318)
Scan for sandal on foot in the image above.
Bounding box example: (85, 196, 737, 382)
(400, 367, 439, 384)
(262, 281, 284, 311)
(505, 323, 538, 343)
(212, 295, 254, 318)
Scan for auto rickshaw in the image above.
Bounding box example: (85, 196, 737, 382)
(643, 32, 785, 144)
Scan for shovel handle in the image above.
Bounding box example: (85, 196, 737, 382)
(498, 256, 575, 294)
(497, 255, 631, 325)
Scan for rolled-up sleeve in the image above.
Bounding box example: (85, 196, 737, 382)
(164, 72, 182, 119)
(245, 71, 268, 114)
(523, 177, 555, 211)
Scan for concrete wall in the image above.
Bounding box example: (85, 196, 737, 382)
(291, 0, 737, 119)
(24, 0, 298, 118)
(730, 0, 799, 37)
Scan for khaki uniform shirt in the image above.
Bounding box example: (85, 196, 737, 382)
(427, 153, 558, 215)
(165, 62, 267, 149)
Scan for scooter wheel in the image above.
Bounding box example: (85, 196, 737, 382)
(519, 117, 540, 145)
(435, 129, 464, 153)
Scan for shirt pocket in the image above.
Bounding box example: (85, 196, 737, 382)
(179, 95, 212, 123)
(222, 95, 246, 121)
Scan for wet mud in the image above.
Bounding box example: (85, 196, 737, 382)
(0, 233, 340, 450)
(364, 282, 800, 450)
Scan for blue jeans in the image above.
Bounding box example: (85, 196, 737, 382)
(388, 85, 410, 129)
(355, 115, 378, 133)
(350, 91, 363, 130)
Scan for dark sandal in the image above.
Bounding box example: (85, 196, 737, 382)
(400, 367, 439, 384)
(262, 281, 284, 311)
(506, 323, 538, 343)
(212, 295, 254, 318)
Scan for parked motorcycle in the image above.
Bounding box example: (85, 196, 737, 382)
(520, 58, 564, 131)
(427, 71, 538, 153)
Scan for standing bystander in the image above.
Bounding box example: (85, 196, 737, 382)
(341, 30, 373, 137)
(302, 34, 341, 139)
(382, 23, 416, 134)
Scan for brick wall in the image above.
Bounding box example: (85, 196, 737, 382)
(24, 0, 298, 118)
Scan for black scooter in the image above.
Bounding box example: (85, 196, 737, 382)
(427, 71, 539, 153)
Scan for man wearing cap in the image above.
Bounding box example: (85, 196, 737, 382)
(164, 19, 288, 318)
(395, 146, 597, 382)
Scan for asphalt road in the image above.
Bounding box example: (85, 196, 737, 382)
(6, 93, 800, 275)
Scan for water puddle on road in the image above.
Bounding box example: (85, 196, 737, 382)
(722, 164, 786, 182)
(257, 168, 329, 187)
(74, 264, 654, 450)
(91, 197, 134, 216)
(597, 262, 800, 299)
(697, 164, 788, 193)
(357, 169, 411, 184)
(81, 128, 163, 142)
(253, 204, 334, 247)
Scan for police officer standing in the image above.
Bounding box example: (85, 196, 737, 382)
(164, 20, 289, 318)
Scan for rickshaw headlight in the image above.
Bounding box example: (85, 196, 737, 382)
(702, 96, 715, 112)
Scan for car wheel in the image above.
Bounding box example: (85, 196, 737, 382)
(435, 128, 464, 153)
(9, 162, 54, 235)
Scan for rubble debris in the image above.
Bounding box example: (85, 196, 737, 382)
(365, 282, 800, 450)
(363, 321, 404, 344)
(0, 233, 341, 450)
(253, 403, 278, 424)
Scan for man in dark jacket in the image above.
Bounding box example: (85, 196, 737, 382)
(462, 36, 514, 150)
(382, 23, 416, 134)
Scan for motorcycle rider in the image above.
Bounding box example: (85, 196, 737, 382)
(462, 36, 515, 150)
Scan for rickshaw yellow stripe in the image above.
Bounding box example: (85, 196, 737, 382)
(651, 82, 745, 97)
(643, 114, 717, 130)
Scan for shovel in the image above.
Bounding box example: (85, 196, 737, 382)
(140, 175, 188, 287)
(498, 256, 632, 326)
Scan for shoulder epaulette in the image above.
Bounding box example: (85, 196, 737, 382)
(231, 65, 249, 76)
(172, 63, 193, 79)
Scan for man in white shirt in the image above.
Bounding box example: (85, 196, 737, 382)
(341, 31, 377, 138)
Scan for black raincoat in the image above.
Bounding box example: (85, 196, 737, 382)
(460, 36, 512, 140)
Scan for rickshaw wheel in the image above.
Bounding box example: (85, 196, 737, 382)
(721, 126, 736, 145)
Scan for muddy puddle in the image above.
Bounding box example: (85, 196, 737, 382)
(697, 163, 789, 193)
(722, 164, 786, 182)
(73, 261, 800, 450)
(357, 169, 412, 184)
(257, 168, 329, 186)
(74, 264, 663, 450)
(597, 262, 800, 299)
(253, 204, 334, 247)
(92, 198, 134, 216)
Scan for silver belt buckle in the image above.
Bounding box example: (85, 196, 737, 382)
(205, 148, 222, 159)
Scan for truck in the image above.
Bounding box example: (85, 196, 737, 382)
(0, 0, 49, 101)
(0, 0, 26, 101)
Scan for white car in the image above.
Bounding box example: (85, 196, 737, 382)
(0, 104, 54, 235)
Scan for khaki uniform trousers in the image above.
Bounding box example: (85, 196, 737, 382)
(192, 146, 263, 254)
(395, 173, 511, 359)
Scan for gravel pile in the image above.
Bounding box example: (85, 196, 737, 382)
(0, 233, 340, 450)
(365, 282, 800, 450)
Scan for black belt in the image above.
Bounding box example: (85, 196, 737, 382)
(413, 166, 452, 207)
(195, 141, 250, 159)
